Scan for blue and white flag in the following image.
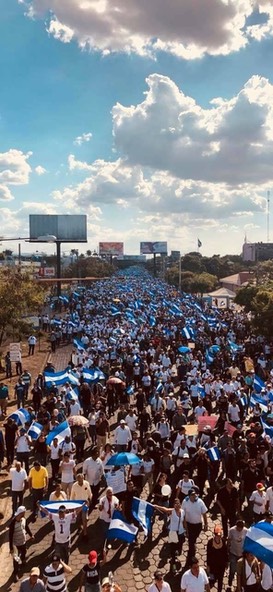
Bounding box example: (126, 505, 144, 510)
(66, 371, 80, 386)
(239, 394, 248, 408)
(9, 408, 31, 426)
(46, 420, 71, 445)
(27, 422, 43, 441)
(39, 500, 85, 517)
(132, 497, 154, 536)
(44, 370, 70, 387)
(244, 521, 273, 567)
(107, 510, 138, 543)
(156, 382, 164, 393)
(149, 315, 156, 327)
(182, 326, 194, 340)
(254, 374, 265, 394)
(73, 338, 87, 350)
(205, 350, 214, 365)
(82, 367, 105, 383)
(250, 394, 268, 414)
(261, 419, 273, 439)
(126, 385, 134, 396)
(206, 447, 221, 462)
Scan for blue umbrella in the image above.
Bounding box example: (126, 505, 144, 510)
(105, 452, 140, 466)
(178, 346, 190, 354)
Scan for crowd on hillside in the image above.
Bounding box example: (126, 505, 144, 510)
(2, 270, 273, 592)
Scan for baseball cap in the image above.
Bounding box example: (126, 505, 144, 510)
(120, 419, 126, 424)
(256, 482, 265, 491)
(15, 505, 26, 516)
(102, 578, 110, 587)
(88, 550, 98, 563)
(30, 567, 40, 576)
(183, 453, 190, 458)
(52, 554, 60, 562)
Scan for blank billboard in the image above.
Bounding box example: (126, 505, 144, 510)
(140, 241, 167, 255)
(99, 242, 124, 256)
(29, 215, 87, 242)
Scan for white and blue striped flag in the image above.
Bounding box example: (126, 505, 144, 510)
(254, 374, 265, 393)
(126, 385, 134, 396)
(182, 326, 195, 340)
(261, 419, 273, 439)
(9, 408, 31, 426)
(107, 510, 138, 544)
(250, 394, 268, 414)
(46, 420, 71, 445)
(27, 422, 43, 441)
(44, 370, 70, 387)
(73, 338, 87, 350)
(244, 522, 273, 567)
(39, 500, 85, 517)
(206, 447, 221, 462)
(82, 367, 105, 383)
(132, 497, 154, 536)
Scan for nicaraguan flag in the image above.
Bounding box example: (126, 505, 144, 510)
(126, 385, 134, 396)
(206, 447, 221, 462)
(254, 374, 265, 394)
(82, 367, 105, 383)
(244, 522, 273, 567)
(156, 382, 164, 393)
(73, 338, 87, 350)
(240, 394, 248, 408)
(107, 510, 138, 543)
(197, 385, 205, 398)
(205, 350, 214, 365)
(66, 371, 80, 386)
(46, 420, 71, 445)
(44, 370, 70, 387)
(9, 408, 31, 426)
(39, 500, 85, 517)
(182, 326, 194, 340)
(149, 316, 156, 327)
(27, 422, 43, 441)
(261, 419, 273, 439)
(132, 497, 154, 536)
(250, 394, 268, 414)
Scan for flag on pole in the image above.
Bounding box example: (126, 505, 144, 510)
(46, 420, 71, 445)
(244, 522, 273, 567)
(9, 408, 31, 426)
(206, 447, 221, 462)
(82, 367, 105, 383)
(250, 394, 268, 414)
(254, 375, 265, 393)
(107, 510, 138, 543)
(132, 497, 154, 536)
(27, 422, 43, 441)
(198, 238, 202, 248)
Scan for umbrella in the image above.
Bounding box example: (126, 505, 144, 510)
(105, 452, 140, 466)
(107, 377, 125, 385)
(178, 346, 190, 354)
(68, 415, 89, 427)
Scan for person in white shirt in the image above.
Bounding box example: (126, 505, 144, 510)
(154, 499, 186, 569)
(249, 482, 267, 522)
(228, 401, 241, 425)
(142, 452, 155, 495)
(40, 503, 84, 564)
(10, 461, 27, 515)
(98, 487, 119, 538)
(148, 571, 172, 592)
(69, 398, 81, 416)
(181, 557, 210, 592)
(260, 560, 273, 591)
(114, 420, 132, 452)
(59, 453, 76, 498)
(70, 473, 92, 538)
(176, 471, 195, 501)
(182, 489, 208, 564)
(49, 437, 62, 483)
(194, 401, 207, 420)
(83, 446, 104, 507)
(125, 410, 138, 432)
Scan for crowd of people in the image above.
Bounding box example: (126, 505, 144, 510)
(2, 269, 273, 591)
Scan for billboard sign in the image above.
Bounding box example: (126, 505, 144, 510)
(99, 242, 124, 256)
(39, 267, 55, 277)
(140, 241, 167, 255)
(29, 215, 87, 242)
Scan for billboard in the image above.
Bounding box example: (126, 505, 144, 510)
(99, 242, 124, 256)
(39, 267, 55, 277)
(29, 215, 87, 242)
(140, 241, 167, 255)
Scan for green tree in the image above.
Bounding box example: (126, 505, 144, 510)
(181, 252, 204, 274)
(234, 285, 259, 312)
(64, 256, 115, 278)
(189, 272, 218, 296)
(251, 289, 273, 338)
(0, 268, 45, 345)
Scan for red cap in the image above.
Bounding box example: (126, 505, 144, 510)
(89, 550, 98, 563)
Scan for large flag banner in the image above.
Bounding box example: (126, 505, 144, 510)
(39, 500, 85, 516)
(250, 394, 268, 414)
(244, 522, 273, 567)
(254, 375, 265, 394)
(107, 510, 138, 543)
(9, 408, 31, 426)
(82, 367, 105, 383)
(46, 420, 71, 445)
(132, 497, 154, 536)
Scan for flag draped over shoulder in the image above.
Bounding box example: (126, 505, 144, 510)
(244, 522, 273, 567)
(46, 420, 71, 445)
(132, 497, 154, 536)
(9, 408, 31, 426)
(107, 510, 138, 543)
(27, 422, 43, 441)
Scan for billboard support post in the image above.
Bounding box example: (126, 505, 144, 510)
(56, 240, 61, 298)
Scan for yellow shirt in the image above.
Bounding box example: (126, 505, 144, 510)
(29, 466, 48, 489)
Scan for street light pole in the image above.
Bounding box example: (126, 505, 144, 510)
(178, 252, 182, 291)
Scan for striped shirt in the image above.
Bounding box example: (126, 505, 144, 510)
(44, 564, 67, 592)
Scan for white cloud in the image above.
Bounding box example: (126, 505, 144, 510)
(73, 132, 93, 146)
(113, 73, 273, 185)
(34, 165, 47, 175)
(22, 0, 273, 58)
(0, 149, 32, 200)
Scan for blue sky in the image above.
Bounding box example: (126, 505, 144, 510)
(1, 0, 273, 257)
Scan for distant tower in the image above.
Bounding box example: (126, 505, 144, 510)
(267, 190, 270, 242)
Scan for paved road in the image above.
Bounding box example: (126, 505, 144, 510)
(0, 345, 229, 592)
